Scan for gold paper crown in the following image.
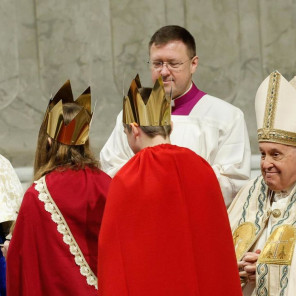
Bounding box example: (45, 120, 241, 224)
(123, 74, 171, 126)
(255, 71, 296, 146)
(44, 80, 92, 145)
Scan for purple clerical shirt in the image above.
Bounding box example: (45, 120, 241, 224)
(172, 83, 206, 116)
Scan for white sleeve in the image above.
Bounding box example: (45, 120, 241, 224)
(100, 111, 134, 177)
(211, 111, 251, 207)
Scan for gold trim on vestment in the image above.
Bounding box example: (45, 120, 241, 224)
(258, 225, 296, 265)
(233, 222, 256, 261)
(35, 177, 98, 289)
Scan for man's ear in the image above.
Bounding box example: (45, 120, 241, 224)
(191, 55, 198, 74)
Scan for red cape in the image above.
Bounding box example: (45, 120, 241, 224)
(98, 144, 242, 296)
(7, 167, 111, 296)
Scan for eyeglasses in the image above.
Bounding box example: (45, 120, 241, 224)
(147, 57, 194, 72)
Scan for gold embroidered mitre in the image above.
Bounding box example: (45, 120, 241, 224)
(255, 71, 296, 146)
(123, 74, 171, 126)
(44, 80, 92, 145)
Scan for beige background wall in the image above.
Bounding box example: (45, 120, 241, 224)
(1, 0, 296, 167)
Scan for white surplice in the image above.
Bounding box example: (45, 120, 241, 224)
(100, 90, 250, 207)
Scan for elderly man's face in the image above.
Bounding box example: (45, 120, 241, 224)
(260, 142, 296, 191)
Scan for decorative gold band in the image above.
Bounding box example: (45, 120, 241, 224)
(263, 71, 280, 130)
(258, 128, 296, 146)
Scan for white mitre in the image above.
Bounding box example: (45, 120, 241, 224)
(255, 70, 296, 146)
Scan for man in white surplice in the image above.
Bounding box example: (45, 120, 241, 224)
(228, 71, 296, 296)
(100, 25, 251, 207)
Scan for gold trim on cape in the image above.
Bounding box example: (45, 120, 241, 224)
(34, 177, 98, 289)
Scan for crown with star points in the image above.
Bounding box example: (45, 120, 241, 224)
(43, 80, 92, 146)
(123, 74, 171, 126)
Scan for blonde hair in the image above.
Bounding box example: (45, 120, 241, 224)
(34, 103, 99, 181)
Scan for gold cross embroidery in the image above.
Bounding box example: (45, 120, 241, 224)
(266, 229, 289, 259)
(258, 225, 296, 265)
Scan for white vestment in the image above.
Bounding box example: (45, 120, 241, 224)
(100, 91, 251, 207)
(228, 176, 296, 296)
(0, 155, 23, 223)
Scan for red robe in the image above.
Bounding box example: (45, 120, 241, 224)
(7, 167, 111, 296)
(98, 144, 242, 296)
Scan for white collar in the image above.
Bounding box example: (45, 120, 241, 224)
(171, 83, 193, 107)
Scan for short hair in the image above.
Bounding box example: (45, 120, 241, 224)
(149, 25, 196, 57)
(124, 124, 172, 140)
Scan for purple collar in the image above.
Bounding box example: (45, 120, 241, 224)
(172, 83, 206, 115)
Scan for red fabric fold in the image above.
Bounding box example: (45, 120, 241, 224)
(7, 167, 111, 296)
(98, 144, 241, 296)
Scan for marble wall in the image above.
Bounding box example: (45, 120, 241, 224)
(1, 0, 296, 167)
